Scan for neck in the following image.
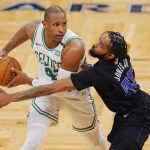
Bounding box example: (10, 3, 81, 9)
(44, 30, 59, 48)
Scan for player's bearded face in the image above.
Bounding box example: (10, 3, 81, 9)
(89, 45, 107, 60)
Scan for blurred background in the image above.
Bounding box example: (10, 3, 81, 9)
(0, 0, 150, 149)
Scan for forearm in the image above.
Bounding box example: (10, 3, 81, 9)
(9, 85, 51, 102)
(8, 78, 75, 102)
(2, 25, 29, 53)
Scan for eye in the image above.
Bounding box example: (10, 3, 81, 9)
(53, 23, 59, 27)
(62, 22, 67, 27)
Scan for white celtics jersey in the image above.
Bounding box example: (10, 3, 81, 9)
(31, 23, 84, 86)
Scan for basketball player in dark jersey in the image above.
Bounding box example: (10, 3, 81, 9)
(0, 31, 150, 150)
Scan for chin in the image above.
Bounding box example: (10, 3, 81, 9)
(54, 39, 62, 44)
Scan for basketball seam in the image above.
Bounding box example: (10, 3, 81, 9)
(6, 62, 16, 85)
(13, 60, 21, 70)
(11, 58, 21, 70)
(1, 61, 14, 85)
(0, 58, 10, 65)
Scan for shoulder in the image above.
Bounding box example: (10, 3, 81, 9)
(62, 28, 85, 58)
(26, 20, 41, 29)
(25, 20, 42, 39)
(63, 29, 83, 45)
(60, 30, 85, 71)
(93, 61, 109, 74)
(64, 29, 85, 55)
(62, 38, 85, 61)
(66, 38, 84, 50)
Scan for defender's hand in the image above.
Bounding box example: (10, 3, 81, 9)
(7, 68, 32, 88)
(0, 89, 10, 108)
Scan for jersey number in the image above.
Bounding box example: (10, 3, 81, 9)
(121, 67, 138, 96)
(45, 67, 57, 80)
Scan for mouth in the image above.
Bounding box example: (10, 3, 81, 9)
(56, 35, 64, 39)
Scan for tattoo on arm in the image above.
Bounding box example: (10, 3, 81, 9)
(9, 78, 75, 102)
(9, 85, 52, 102)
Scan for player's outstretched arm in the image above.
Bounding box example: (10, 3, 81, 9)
(0, 20, 41, 58)
(0, 77, 75, 108)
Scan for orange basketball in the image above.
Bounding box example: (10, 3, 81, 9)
(0, 56, 22, 86)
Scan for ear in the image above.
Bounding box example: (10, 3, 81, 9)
(42, 20, 47, 28)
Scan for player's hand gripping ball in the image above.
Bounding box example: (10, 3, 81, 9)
(0, 56, 22, 86)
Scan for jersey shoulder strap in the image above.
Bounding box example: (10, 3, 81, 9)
(61, 29, 81, 46)
(31, 23, 43, 47)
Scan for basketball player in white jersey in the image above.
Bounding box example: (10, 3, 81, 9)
(0, 6, 106, 150)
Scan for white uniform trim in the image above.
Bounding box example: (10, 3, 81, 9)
(57, 67, 74, 80)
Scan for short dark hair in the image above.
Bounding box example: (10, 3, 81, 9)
(106, 31, 127, 58)
(44, 6, 66, 21)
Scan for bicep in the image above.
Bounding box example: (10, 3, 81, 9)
(61, 40, 85, 72)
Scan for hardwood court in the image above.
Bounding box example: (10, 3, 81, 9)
(0, 0, 150, 149)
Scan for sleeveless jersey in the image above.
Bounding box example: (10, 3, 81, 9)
(31, 23, 85, 86)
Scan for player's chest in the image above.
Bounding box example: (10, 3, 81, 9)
(33, 45, 63, 64)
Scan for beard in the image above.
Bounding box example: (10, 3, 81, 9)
(89, 46, 106, 60)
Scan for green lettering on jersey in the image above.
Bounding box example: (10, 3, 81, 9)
(34, 51, 61, 80)
(39, 52, 44, 64)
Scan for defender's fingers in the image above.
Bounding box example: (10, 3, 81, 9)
(7, 78, 17, 88)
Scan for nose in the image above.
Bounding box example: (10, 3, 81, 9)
(58, 25, 65, 33)
(93, 44, 97, 48)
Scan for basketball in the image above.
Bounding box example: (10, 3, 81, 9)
(0, 56, 22, 86)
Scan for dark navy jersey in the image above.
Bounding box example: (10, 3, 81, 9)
(71, 55, 149, 114)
